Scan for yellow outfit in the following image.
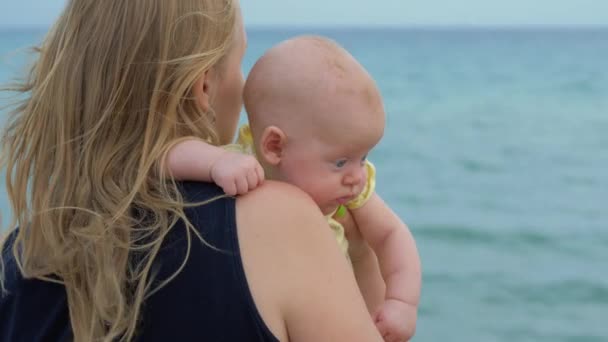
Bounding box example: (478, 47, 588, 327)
(227, 125, 376, 256)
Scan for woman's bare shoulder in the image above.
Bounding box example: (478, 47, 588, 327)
(236, 180, 336, 257)
(235, 181, 382, 342)
(239, 180, 320, 215)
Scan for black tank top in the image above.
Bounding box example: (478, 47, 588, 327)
(0, 181, 279, 341)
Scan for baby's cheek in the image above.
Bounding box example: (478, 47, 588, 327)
(287, 177, 319, 202)
(308, 188, 327, 207)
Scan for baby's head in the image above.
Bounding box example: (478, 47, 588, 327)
(244, 36, 385, 215)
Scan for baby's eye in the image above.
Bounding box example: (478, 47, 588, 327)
(335, 159, 348, 168)
(360, 154, 368, 165)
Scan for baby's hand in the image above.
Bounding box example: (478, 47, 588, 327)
(210, 151, 264, 196)
(374, 299, 417, 342)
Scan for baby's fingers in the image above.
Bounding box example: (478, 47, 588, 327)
(381, 330, 404, 342)
(376, 319, 405, 342)
(235, 176, 249, 195)
(385, 334, 404, 342)
(222, 180, 237, 196)
(375, 318, 390, 338)
(255, 163, 265, 183)
(246, 169, 260, 191)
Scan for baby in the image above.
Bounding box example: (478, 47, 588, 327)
(167, 36, 421, 341)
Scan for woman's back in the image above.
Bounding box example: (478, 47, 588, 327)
(135, 181, 280, 341)
(1, 181, 277, 341)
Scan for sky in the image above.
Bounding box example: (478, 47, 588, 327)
(0, 0, 607, 29)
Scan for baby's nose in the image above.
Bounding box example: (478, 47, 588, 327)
(344, 167, 366, 186)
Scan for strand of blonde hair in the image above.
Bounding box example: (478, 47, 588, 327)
(0, 1, 237, 340)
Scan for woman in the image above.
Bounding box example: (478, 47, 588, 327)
(0, 1, 382, 341)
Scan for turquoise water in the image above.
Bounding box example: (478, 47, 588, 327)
(2, 27, 607, 341)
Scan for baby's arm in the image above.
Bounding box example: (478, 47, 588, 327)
(334, 208, 386, 314)
(350, 194, 421, 341)
(165, 138, 264, 196)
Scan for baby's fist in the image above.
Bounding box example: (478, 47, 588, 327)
(210, 152, 264, 196)
(374, 299, 417, 342)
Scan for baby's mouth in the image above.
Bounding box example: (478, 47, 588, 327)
(336, 196, 354, 205)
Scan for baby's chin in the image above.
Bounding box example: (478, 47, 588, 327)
(319, 204, 339, 216)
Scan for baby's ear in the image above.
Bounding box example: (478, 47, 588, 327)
(259, 126, 286, 165)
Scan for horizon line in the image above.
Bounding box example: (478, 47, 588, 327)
(1, 23, 607, 32)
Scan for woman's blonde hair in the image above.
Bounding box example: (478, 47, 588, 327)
(0, 0, 237, 340)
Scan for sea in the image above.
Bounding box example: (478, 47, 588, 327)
(1, 27, 607, 341)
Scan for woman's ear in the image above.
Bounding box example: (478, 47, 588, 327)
(259, 126, 286, 165)
(193, 69, 216, 112)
